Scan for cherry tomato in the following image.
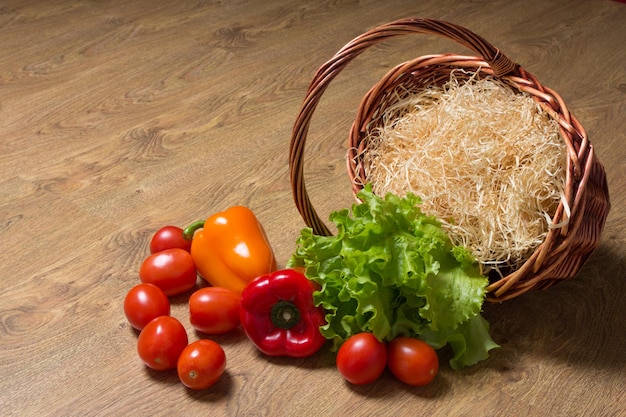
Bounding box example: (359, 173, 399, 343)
(336, 333, 387, 385)
(139, 248, 197, 296)
(123, 283, 170, 330)
(150, 225, 192, 254)
(137, 316, 188, 371)
(177, 339, 226, 390)
(189, 287, 241, 334)
(387, 337, 439, 386)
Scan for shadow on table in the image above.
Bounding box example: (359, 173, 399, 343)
(482, 240, 625, 370)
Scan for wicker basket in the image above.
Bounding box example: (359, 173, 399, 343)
(289, 18, 610, 302)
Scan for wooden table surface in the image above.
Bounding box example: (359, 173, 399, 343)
(1, 1, 624, 416)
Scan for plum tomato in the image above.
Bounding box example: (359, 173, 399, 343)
(137, 316, 188, 371)
(139, 248, 197, 296)
(177, 339, 226, 390)
(189, 287, 241, 334)
(336, 333, 387, 385)
(387, 337, 439, 386)
(150, 225, 192, 254)
(124, 283, 170, 330)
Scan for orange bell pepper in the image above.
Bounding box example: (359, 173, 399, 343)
(183, 206, 277, 294)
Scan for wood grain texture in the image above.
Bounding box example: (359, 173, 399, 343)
(1, 0, 624, 416)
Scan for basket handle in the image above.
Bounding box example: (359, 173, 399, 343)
(289, 18, 519, 236)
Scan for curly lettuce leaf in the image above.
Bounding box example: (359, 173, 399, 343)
(420, 314, 501, 370)
(288, 185, 498, 369)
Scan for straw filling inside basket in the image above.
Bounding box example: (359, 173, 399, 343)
(360, 71, 567, 276)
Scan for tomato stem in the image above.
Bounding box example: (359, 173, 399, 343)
(183, 221, 205, 241)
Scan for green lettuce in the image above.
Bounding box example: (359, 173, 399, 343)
(288, 185, 498, 369)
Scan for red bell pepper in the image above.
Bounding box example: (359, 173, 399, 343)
(240, 269, 326, 358)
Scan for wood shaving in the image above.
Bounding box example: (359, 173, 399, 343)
(360, 72, 567, 274)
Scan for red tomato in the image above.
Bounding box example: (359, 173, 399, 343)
(336, 333, 387, 385)
(123, 283, 170, 330)
(150, 225, 192, 254)
(387, 337, 439, 386)
(177, 339, 226, 390)
(137, 316, 188, 371)
(139, 248, 197, 296)
(189, 287, 241, 334)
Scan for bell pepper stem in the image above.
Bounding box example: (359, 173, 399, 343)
(183, 220, 205, 241)
(271, 300, 301, 329)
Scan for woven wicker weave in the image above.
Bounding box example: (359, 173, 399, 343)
(289, 18, 610, 302)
